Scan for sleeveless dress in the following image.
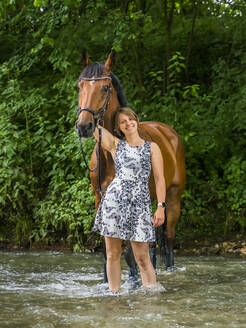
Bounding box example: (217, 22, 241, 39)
(93, 140, 155, 243)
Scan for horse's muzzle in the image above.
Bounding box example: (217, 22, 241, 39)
(75, 121, 95, 138)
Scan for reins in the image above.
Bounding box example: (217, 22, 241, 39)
(76, 76, 112, 193)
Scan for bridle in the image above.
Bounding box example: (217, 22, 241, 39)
(76, 76, 112, 192)
(76, 76, 112, 120)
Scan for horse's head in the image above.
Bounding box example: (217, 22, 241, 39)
(75, 51, 123, 138)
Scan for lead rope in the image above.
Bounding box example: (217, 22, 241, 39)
(78, 137, 98, 172)
(77, 88, 111, 193)
(78, 127, 106, 192)
(97, 127, 106, 193)
(163, 204, 167, 230)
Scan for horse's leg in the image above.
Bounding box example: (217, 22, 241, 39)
(163, 185, 181, 271)
(149, 242, 157, 270)
(124, 242, 139, 282)
(156, 224, 166, 266)
(103, 242, 108, 283)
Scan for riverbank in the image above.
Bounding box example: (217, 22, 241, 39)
(1, 234, 245, 257)
(175, 236, 246, 257)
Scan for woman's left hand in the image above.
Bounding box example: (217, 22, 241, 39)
(153, 207, 165, 227)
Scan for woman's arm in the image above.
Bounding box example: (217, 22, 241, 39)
(151, 142, 166, 227)
(93, 125, 119, 157)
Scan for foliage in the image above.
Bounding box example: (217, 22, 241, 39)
(0, 0, 245, 249)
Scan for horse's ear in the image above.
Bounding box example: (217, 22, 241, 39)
(82, 50, 90, 67)
(104, 50, 116, 74)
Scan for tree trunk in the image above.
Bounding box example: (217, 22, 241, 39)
(185, 0, 200, 82)
(163, 0, 175, 93)
(133, 0, 146, 104)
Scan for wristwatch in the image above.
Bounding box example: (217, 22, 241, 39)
(157, 201, 167, 208)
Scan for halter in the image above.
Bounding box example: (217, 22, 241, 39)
(76, 76, 112, 192)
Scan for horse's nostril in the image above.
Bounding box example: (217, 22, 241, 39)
(75, 120, 94, 138)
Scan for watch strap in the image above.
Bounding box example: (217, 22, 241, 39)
(157, 201, 167, 208)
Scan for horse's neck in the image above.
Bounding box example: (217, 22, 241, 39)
(103, 115, 112, 131)
(104, 116, 115, 132)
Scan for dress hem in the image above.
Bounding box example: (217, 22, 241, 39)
(93, 229, 156, 243)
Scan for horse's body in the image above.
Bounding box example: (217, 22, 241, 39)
(76, 51, 186, 271)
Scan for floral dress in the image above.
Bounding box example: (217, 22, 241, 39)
(93, 140, 155, 242)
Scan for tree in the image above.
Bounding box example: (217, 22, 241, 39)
(0, 0, 245, 248)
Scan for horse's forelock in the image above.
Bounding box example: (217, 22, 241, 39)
(79, 62, 104, 80)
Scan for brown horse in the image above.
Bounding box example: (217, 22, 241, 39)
(76, 51, 186, 274)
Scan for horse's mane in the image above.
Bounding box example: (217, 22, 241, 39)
(79, 63, 128, 107)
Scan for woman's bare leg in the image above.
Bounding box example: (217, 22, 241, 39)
(104, 237, 122, 291)
(130, 241, 156, 287)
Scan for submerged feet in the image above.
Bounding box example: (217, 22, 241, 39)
(166, 265, 177, 272)
(122, 274, 141, 290)
(106, 289, 120, 296)
(143, 282, 166, 293)
(107, 282, 166, 296)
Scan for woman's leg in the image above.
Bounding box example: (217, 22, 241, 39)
(104, 236, 122, 291)
(130, 241, 156, 287)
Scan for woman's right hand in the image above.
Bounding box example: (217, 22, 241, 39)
(93, 125, 119, 157)
(153, 207, 165, 227)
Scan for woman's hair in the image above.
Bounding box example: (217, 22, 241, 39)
(114, 107, 139, 138)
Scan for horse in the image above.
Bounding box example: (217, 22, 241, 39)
(75, 50, 186, 277)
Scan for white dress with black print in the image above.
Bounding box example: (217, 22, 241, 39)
(93, 140, 155, 242)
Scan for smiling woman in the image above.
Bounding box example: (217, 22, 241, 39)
(91, 106, 166, 292)
(114, 107, 140, 140)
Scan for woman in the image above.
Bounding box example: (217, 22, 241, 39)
(93, 107, 166, 292)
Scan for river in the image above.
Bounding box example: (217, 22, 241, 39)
(0, 251, 245, 327)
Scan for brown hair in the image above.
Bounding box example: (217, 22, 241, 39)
(114, 107, 139, 138)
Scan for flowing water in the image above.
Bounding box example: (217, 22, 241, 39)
(0, 251, 246, 328)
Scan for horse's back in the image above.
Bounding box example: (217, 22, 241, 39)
(139, 121, 185, 198)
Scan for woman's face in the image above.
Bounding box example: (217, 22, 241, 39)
(118, 113, 138, 136)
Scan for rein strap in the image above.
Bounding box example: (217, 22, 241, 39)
(77, 76, 112, 193)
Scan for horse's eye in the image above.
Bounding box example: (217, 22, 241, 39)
(103, 85, 109, 93)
